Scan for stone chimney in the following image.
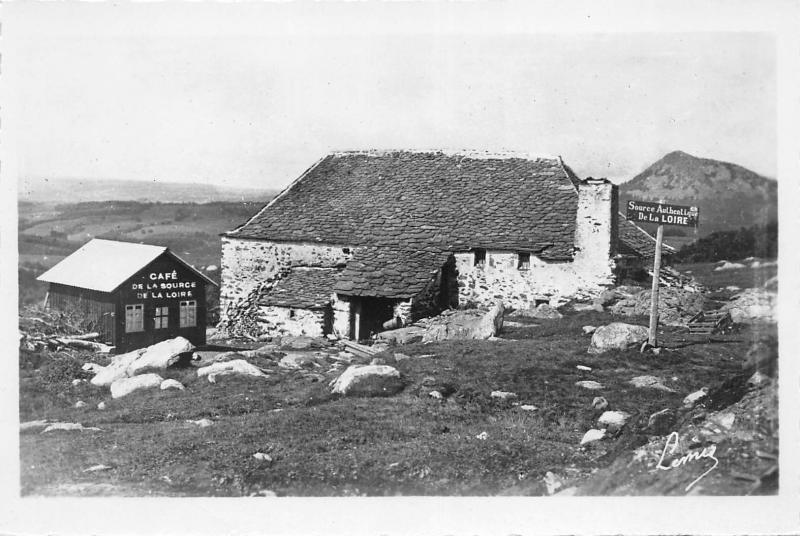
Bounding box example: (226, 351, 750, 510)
(573, 177, 618, 272)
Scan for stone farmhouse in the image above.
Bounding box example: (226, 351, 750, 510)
(220, 150, 670, 340)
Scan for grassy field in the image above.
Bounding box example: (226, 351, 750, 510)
(19, 305, 775, 497)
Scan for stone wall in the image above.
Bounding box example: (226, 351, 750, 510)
(220, 237, 353, 320)
(256, 305, 328, 337)
(455, 181, 618, 308)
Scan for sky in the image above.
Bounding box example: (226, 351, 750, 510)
(4, 3, 778, 190)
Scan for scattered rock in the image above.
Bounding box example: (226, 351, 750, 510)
(582, 326, 597, 336)
(721, 288, 777, 323)
(575, 380, 604, 390)
(253, 452, 273, 463)
(71, 379, 86, 386)
(591, 397, 609, 411)
(490, 390, 518, 401)
(371, 342, 390, 354)
(598, 411, 630, 427)
(422, 302, 504, 342)
(160, 379, 185, 391)
(580, 429, 606, 445)
(197, 359, 268, 383)
(370, 357, 387, 366)
(42, 422, 102, 433)
(516, 303, 563, 319)
(278, 353, 318, 370)
(186, 418, 213, 427)
(609, 288, 705, 326)
(329, 365, 404, 397)
(519, 405, 538, 411)
(647, 408, 676, 435)
(576, 365, 592, 371)
(543, 471, 564, 495)
(83, 464, 112, 473)
(475, 431, 489, 440)
(710, 412, 735, 431)
(250, 489, 278, 497)
(110, 373, 164, 399)
(588, 323, 649, 354)
(74, 401, 86, 408)
(376, 326, 426, 345)
(429, 390, 443, 399)
(279, 335, 326, 350)
(82, 362, 104, 374)
(91, 337, 194, 386)
(747, 371, 770, 388)
(714, 261, 746, 271)
(393, 352, 411, 362)
(97, 402, 107, 410)
(629, 375, 675, 392)
(20, 420, 50, 434)
(593, 289, 620, 308)
(682, 387, 709, 408)
(127, 337, 195, 376)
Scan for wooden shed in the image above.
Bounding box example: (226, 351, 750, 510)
(38, 239, 217, 352)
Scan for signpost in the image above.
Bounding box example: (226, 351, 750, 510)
(626, 200, 699, 348)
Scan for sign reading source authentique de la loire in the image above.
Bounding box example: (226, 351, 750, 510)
(626, 200, 699, 228)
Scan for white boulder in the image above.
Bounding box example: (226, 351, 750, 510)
(490, 390, 518, 401)
(110, 373, 164, 399)
(598, 411, 630, 427)
(197, 359, 268, 382)
(580, 429, 606, 445)
(629, 375, 675, 392)
(91, 337, 194, 387)
(330, 365, 403, 397)
(422, 302, 504, 342)
(588, 323, 649, 354)
(160, 379, 185, 391)
(575, 380, 604, 390)
(127, 337, 195, 376)
(682, 387, 709, 408)
(42, 422, 102, 433)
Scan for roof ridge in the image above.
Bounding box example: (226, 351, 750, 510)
(330, 148, 561, 161)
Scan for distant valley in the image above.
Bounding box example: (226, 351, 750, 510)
(19, 177, 277, 204)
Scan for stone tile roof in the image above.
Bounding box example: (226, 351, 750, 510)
(259, 268, 340, 309)
(617, 214, 676, 259)
(228, 150, 579, 259)
(333, 246, 452, 299)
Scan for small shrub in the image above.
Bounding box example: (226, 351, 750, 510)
(39, 352, 89, 387)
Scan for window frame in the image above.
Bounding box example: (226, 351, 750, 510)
(125, 303, 144, 333)
(474, 248, 487, 266)
(179, 300, 197, 328)
(154, 305, 169, 329)
(518, 252, 531, 270)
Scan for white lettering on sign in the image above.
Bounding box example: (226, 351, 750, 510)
(149, 271, 179, 281)
(136, 271, 197, 300)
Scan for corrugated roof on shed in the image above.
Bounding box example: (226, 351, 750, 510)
(37, 238, 216, 293)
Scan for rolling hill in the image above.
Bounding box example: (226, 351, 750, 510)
(19, 177, 276, 204)
(619, 151, 777, 239)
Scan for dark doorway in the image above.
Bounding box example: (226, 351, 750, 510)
(349, 297, 396, 341)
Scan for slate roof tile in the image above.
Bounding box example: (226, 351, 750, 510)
(617, 213, 677, 259)
(228, 150, 579, 259)
(259, 267, 340, 309)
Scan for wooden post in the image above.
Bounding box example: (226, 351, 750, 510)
(648, 223, 664, 347)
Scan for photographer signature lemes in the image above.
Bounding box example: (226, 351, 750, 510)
(656, 431, 719, 492)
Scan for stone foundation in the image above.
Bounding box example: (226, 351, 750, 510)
(256, 305, 329, 337)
